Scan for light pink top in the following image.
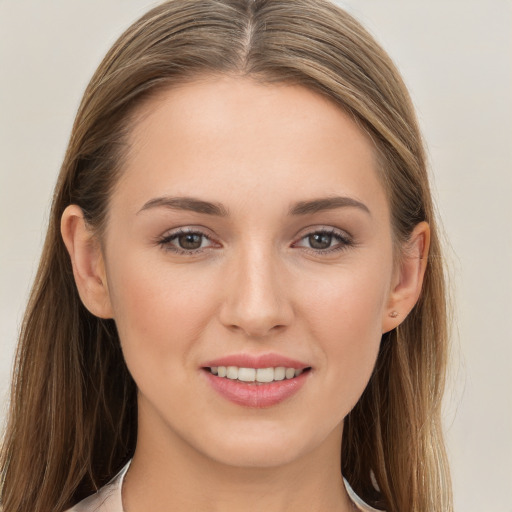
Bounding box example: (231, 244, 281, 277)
(66, 461, 383, 512)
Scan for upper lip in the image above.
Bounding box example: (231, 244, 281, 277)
(201, 353, 310, 370)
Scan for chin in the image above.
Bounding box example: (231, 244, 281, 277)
(189, 417, 339, 470)
(203, 437, 309, 469)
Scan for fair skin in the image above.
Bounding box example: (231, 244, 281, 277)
(61, 75, 429, 512)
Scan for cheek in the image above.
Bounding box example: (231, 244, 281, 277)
(299, 257, 390, 340)
(105, 251, 220, 369)
(297, 260, 391, 407)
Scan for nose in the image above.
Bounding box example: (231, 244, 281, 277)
(218, 244, 294, 339)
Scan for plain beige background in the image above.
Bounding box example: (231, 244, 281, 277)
(1, 1, 511, 510)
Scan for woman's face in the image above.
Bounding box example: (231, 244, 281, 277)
(101, 75, 397, 468)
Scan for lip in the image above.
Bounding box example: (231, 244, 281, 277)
(201, 353, 310, 370)
(200, 353, 311, 408)
(203, 370, 309, 408)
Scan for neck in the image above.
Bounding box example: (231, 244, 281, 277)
(123, 415, 354, 512)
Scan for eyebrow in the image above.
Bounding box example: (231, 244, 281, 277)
(138, 195, 370, 217)
(138, 196, 229, 216)
(289, 196, 370, 216)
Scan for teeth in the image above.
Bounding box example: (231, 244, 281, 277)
(238, 367, 256, 382)
(226, 366, 238, 379)
(256, 367, 274, 383)
(210, 366, 306, 383)
(274, 367, 286, 380)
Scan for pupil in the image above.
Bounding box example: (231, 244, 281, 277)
(309, 233, 331, 249)
(179, 233, 202, 249)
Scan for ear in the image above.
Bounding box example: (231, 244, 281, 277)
(61, 205, 113, 319)
(382, 221, 430, 333)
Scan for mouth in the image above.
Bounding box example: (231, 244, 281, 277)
(201, 355, 312, 408)
(204, 365, 311, 384)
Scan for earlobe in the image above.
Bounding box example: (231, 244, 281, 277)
(61, 205, 113, 319)
(382, 221, 430, 333)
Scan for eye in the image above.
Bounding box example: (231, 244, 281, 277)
(293, 228, 353, 253)
(157, 228, 217, 255)
(306, 232, 335, 250)
(175, 233, 205, 250)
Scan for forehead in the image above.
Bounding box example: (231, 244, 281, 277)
(116, 74, 388, 219)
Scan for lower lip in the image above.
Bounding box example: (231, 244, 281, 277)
(203, 370, 309, 408)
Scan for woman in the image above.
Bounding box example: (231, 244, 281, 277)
(0, 1, 452, 511)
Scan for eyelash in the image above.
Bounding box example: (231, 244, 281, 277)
(157, 228, 216, 256)
(157, 227, 353, 256)
(293, 228, 353, 254)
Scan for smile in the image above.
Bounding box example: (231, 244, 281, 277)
(208, 366, 306, 383)
(201, 353, 311, 407)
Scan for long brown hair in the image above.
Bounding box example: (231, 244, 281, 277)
(0, 1, 452, 511)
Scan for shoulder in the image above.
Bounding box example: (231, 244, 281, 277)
(343, 477, 385, 512)
(65, 462, 130, 512)
(65, 486, 116, 512)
